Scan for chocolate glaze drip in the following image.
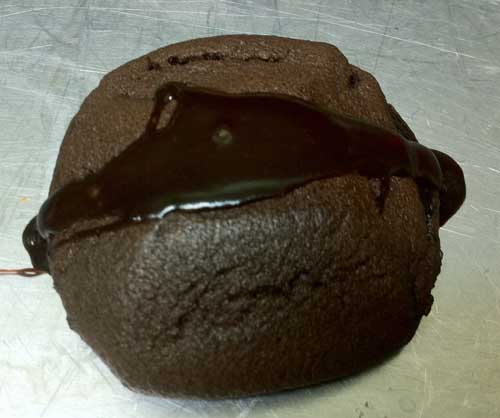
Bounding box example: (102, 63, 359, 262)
(23, 217, 50, 273)
(23, 83, 466, 273)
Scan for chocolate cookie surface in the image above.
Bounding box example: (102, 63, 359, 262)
(42, 35, 447, 398)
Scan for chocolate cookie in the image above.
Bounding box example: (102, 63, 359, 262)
(23, 35, 465, 398)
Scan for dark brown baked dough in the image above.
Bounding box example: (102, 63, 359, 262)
(48, 35, 441, 398)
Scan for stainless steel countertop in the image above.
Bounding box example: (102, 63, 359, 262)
(1, 1, 499, 417)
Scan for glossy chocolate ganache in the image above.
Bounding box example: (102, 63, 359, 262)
(23, 83, 465, 274)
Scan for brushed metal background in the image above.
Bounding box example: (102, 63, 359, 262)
(1, 1, 499, 417)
